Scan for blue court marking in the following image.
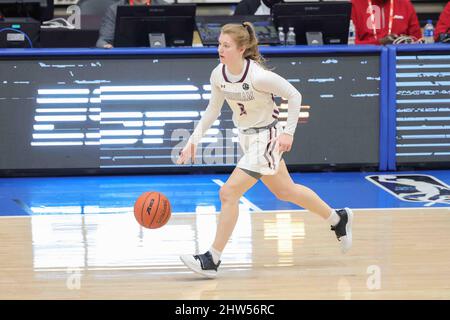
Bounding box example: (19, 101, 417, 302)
(1, 170, 449, 217)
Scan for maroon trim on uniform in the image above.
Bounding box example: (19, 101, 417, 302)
(221, 64, 230, 83)
(264, 127, 274, 170)
(263, 151, 272, 170)
(238, 59, 250, 83)
(269, 127, 277, 169)
(222, 59, 250, 83)
(272, 106, 279, 119)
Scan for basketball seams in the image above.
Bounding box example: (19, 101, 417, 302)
(140, 192, 153, 227)
(149, 193, 161, 228)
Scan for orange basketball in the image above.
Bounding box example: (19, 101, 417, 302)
(134, 191, 171, 229)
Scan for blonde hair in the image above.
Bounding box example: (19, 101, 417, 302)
(220, 22, 266, 67)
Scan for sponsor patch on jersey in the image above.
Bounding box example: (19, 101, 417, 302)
(242, 83, 249, 90)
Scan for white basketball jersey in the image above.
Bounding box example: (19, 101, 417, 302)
(188, 58, 301, 146)
(211, 59, 279, 130)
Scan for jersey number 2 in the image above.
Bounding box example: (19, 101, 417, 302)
(238, 103, 247, 116)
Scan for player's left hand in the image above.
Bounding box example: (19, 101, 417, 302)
(277, 133, 293, 152)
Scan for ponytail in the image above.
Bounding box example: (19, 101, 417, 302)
(241, 22, 266, 67)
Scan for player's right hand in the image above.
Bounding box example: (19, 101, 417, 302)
(177, 143, 196, 165)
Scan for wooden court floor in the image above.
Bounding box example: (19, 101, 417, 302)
(1, 208, 449, 300)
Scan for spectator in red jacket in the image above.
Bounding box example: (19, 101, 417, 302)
(351, 0, 422, 45)
(435, 2, 450, 42)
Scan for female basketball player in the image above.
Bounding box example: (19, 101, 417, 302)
(178, 22, 353, 278)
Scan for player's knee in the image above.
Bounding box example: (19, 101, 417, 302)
(219, 185, 240, 204)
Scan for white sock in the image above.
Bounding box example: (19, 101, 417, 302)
(209, 246, 222, 264)
(327, 209, 340, 227)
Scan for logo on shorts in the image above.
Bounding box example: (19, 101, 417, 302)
(242, 83, 249, 90)
(366, 174, 450, 207)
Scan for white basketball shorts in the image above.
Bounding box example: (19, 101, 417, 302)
(237, 122, 283, 177)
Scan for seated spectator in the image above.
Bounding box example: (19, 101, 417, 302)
(96, 0, 168, 49)
(435, 2, 450, 42)
(351, 0, 422, 45)
(234, 0, 283, 16)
